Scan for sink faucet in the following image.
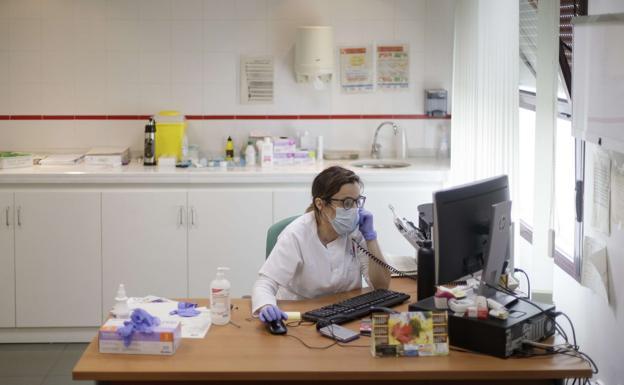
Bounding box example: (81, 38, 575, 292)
(371, 121, 407, 159)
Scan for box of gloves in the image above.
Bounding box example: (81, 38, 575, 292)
(98, 317, 181, 355)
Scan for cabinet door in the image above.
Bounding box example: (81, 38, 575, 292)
(0, 192, 15, 327)
(102, 191, 187, 317)
(272, 188, 311, 223)
(188, 189, 272, 297)
(15, 191, 101, 327)
(364, 186, 438, 258)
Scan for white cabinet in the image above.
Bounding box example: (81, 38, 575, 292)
(0, 192, 15, 327)
(102, 191, 188, 317)
(188, 189, 273, 297)
(364, 187, 436, 258)
(14, 192, 101, 327)
(272, 188, 311, 222)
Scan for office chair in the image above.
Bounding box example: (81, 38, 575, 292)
(265, 215, 299, 258)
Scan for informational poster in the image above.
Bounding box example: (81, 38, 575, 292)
(339, 46, 373, 93)
(376, 44, 409, 89)
(240, 55, 274, 104)
(591, 150, 611, 235)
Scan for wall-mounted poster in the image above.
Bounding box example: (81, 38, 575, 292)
(376, 44, 409, 89)
(240, 55, 274, 104)
(340, 46, 373, 93)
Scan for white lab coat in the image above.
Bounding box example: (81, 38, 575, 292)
(251, 211, 372, 315)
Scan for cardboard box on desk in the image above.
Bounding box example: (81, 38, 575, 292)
(98, 319, 182, 355)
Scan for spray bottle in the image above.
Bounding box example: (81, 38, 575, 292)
(210, 267, 231, 325)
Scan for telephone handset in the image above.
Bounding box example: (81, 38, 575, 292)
(350, 239, 418, 281)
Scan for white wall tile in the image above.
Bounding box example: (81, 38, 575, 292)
(268, 0, 331, 23)
(9, 51, 41, 82)
(41, 51, 75, 82)
(203, 52, 236, 84)
(9, 0, 42, 18)
(74, 20, 107, 50)
(331, 0, 394, 21)
(139, 83, 172, 113)
(74, 80, 107, 113)
(139, 52, 170, 83)
(235, 0, 267, 20)
(171, 20, 203, 51)
(74, 51, 107, 83)
(107, 51, 140, 82)
(395, 0, 426, 20)
(334, 20, 393, 44)
(107, 0, 139, 20)
(426, 0, 456, 22)
(203, 0, 236, 20)
(171, 52, 203, 83)
(203, 83, 235, 114)
(9, 19, 42, 50)
(203, 20, 237, 51)
(107, 19, 140, 51)
(236, 20, 267, 54)
(42, 19, 75, 51)
(395, 20, 425, 52)
(9, 83, 42, 113)
(41, 0, 75, 19)
(266, 20, 295, 56)
(0, 83, 9, 114)
(172, 0, 203, 20)
(107, 82, 140, 114)
(0, 21, 8, 50)
(0, 52, 8, 83)
(171, 83, 203, 114)
(0, 0, 10, 19)
(41, 82, 74, 114)
(139, 0, 171, 20)
(75, 0, 107, 20)
(138, 20, 171, 51)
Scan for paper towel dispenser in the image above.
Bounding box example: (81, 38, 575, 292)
(295, 26, 334, 87)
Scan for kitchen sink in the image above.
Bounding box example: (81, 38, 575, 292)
(351, 160, 411, 169)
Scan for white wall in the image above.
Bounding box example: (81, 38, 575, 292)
(551, 2, 624, 385)
(0, 0, 455, 156)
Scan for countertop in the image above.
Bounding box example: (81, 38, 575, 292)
(0, 158, 449, 184)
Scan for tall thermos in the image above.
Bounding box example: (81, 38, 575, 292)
(144, 118, 156, 166)
(417, 240, 436, 301)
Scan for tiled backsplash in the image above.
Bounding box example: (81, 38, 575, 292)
(0, 0, 455, 155)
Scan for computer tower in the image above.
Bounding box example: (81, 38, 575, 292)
(409, 296, 556, 358)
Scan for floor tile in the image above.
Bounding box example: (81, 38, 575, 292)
(0, 344, 65, 352)
(48, 345, 88, 377)
(42, 375, 94, 385)
(0, 350, 62, 377)
(0, 376, 45, 385)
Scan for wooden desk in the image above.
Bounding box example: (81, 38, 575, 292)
(73, 278, 591, 385)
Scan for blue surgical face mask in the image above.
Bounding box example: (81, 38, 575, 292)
(331, 207, 360, 235)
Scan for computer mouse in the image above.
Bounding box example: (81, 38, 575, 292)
(266, 319, 287, 335)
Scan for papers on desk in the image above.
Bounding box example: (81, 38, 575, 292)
(39, 153, 85, 165)
(127, 296, 211, 339)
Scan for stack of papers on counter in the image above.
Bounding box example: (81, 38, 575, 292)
(85, 147, 130, 166)
(39, 153, 85, 165)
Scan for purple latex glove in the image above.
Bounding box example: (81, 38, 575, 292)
(258, 304, 288, 324)
(358, 208, 377, 241)
(116, 308, 160, 347)
(169, 302, 200, 317)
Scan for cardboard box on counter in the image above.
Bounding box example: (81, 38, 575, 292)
(98, 318, 181, 355)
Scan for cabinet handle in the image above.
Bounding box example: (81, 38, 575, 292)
(5, 207, 9, 227)
(17, 206, 21, 227)
(178, 206, 185, 227)
(191, 207, 196, 227)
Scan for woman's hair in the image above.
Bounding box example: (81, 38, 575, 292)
(306, 166, 362, 222)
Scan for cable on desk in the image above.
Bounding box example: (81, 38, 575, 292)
(513, 268, 531, 299)
(285, 334, 337, 350)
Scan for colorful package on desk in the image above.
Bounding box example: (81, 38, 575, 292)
(371, 311, 449, 357)
(98, 319, 181, 355)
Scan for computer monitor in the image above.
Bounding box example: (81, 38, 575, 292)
(433, 175, 510, 285)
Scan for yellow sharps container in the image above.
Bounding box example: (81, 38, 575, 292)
(154, 111, 187, 162)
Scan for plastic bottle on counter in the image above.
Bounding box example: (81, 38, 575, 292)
(210, 267, 231, 325)
(245, 140, 256, 166)
(316, 135, 324, 162)
(113, 284, 130, 318)
(260, 137, 274, 167)
(225, 136, 234, 161)
(143, 119, 156, 166)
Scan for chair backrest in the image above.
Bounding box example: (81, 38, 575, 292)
(265, 215, 300, 258)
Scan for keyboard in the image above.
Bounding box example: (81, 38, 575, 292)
(302, 289, 411, 325)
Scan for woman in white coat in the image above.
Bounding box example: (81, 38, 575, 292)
(251, 166, 391, 323)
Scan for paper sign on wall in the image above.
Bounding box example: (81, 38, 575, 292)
(376, 44, 409, 90)
(240, 56, 274, 104)
(340, 46, 373, 93)
(591, 150, 611, 235)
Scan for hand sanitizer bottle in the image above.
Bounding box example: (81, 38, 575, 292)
(210, 267, 231, 325)
(113, 284, 130, 318)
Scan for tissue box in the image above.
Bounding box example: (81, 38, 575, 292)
(98, 319, 181, 355)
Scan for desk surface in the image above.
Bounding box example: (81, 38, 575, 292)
(73, 278, 591, 384)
